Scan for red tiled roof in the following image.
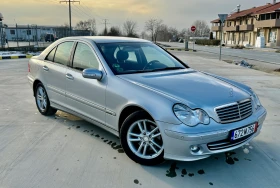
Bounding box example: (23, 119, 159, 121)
(211, 2, 280, 23)
(254, 2, 280, 14)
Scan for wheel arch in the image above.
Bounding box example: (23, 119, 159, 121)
(118, 104, 155, 133)
(33, 79, 42, 96)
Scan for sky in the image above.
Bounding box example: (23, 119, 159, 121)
(0, 0, 274, 33)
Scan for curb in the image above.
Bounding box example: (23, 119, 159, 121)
(165, 48, 197, 52)
(0, 55, 33, 60)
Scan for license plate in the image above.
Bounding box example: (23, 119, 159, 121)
(231, 124, 256, 141)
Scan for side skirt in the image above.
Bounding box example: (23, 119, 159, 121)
(51, 102, 119, 137)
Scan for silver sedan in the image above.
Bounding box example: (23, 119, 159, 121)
(27, 36, 267, 165)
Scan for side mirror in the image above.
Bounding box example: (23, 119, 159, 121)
(82, 69, 103, 80)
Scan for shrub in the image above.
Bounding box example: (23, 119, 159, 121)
(195, 39, 221, 46)
(231, 45, 245, 49)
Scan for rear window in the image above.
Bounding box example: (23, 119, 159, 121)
(45, 47, 56, 62)
(53, 42, 74, 66)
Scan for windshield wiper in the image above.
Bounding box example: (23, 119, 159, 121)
(119, 67, 185, 74)
(150, 67, 185, 72)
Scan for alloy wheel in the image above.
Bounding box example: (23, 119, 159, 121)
(126, 119, 164, 159)
(36, 86, 47, 112)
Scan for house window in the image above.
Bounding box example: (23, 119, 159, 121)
(27, 30, 31, 35)
(10, 30, 15, 35)
(260, 14, 265, 21)
(265, 13, 271, 20)
(271, 13, 276, 19)
(245, 19, 248, 24)
(245, 33, 249, 41)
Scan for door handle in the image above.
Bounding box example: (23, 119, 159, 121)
(66, 73, 74, 80)
(43, 66, 49, 71)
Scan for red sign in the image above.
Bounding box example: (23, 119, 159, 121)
(191, 26, 196, 32)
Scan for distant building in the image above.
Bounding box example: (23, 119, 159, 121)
(211, 1, 280, 47)
(5, 25, 91, 42)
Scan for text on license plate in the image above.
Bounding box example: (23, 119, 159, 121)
(231, 124, 256, 141)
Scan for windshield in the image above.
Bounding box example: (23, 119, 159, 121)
(96, 42, 187, 75)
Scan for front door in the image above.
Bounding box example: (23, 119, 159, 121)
(65, 42, 106, 126)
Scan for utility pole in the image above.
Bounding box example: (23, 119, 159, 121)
(218, 14, 228, 61)
(102, 19, 109, 35)
(60, 0, 80, 36)
(16, 23, 19, 47)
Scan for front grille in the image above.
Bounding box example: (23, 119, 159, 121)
(207, 134, 253, 151)
(215, 99, 252, 123)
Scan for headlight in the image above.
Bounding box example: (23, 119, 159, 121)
(250, 89, 261, 110)
(173, 104, 210, 127)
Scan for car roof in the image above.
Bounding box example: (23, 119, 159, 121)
(61, 36, 150, 43)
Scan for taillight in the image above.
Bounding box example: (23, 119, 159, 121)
(28, 63, 30, 72)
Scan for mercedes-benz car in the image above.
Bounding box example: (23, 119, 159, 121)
(27, 36, 267, 166)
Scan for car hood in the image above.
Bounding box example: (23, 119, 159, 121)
(118, 69, 251, 120)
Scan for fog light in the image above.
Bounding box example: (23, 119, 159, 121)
(190, 145, 200, 153)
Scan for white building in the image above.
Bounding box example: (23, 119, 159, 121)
(5, 24, 90, 41)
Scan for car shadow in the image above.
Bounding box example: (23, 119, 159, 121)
(52, 110, 278, 187)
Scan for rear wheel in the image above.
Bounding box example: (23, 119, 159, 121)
(35, 83, 57, 116)
(120, 111, 164, 166)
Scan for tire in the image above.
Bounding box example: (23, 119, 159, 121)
(35, 83, 57, 116)
(120, 111, 164, 166)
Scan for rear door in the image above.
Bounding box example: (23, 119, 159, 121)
(65, 42, 107, 126)
(43, 41, 74, 107)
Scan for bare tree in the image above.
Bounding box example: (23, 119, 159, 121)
(75, 19, 97, 36)
(191, 20, 210, 37)
(123, 20, 138, 37)
(145, 19, 163, 42)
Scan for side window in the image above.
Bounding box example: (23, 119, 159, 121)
(72, 42, 99, 70)
(53, 42, 74, 66)
(45, 47, 57, 62)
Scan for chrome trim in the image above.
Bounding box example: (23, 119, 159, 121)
(208, 134, 254, 150)
(48, 85, 65, 96)
(66, 92, 106, 112)
(106, 109, 116, 116)
(214, 99, 252, 124)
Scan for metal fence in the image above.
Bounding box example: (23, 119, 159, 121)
(0, 23, 91, 49)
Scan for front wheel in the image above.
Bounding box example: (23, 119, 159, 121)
(120, 111, 164, 166)
(35, 83, 57, 116)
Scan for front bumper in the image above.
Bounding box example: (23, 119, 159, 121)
(157, 106, 267, 161)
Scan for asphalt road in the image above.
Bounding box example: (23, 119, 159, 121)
(0, 58, 280, 188)
(159, 42, 280, 65)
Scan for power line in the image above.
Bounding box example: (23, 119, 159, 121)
(73, 4, 94, 20)
(60, 0, 80, 35)
(80, 2, 104, 20)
